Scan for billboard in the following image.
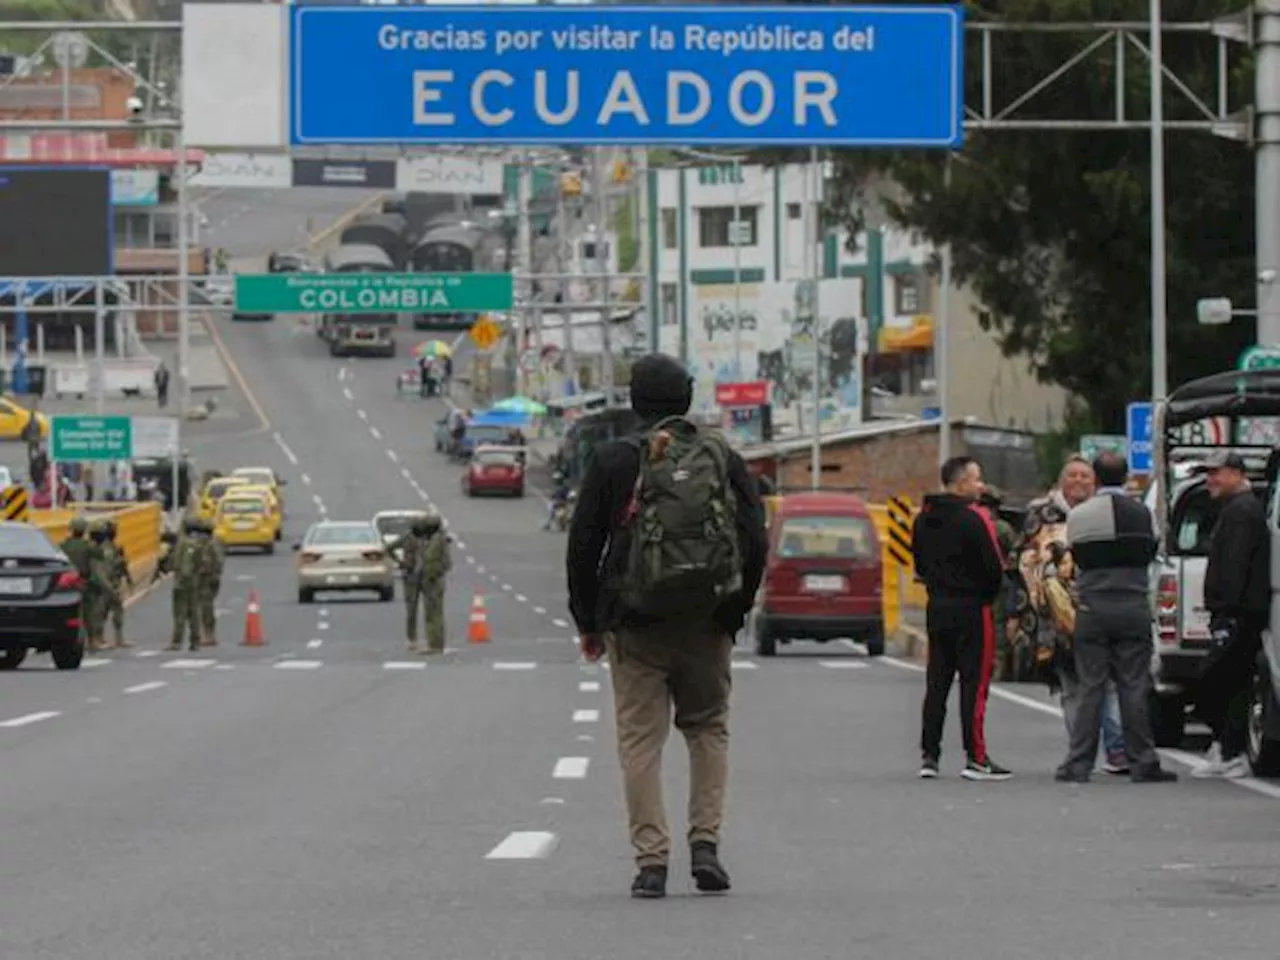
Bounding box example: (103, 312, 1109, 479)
(289, 4, 964, 146)
(0, 167, 112, 277)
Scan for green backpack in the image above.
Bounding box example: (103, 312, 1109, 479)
(618, 416, 743, 619)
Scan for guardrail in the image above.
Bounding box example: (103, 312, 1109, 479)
(30, 501, 164, 586)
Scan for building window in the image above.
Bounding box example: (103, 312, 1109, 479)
(698, 205, 758, 248)
(787, 202, 801, 220)
(893, 275, 921, 315)
(660, 282, 678, 327)
(661, 207, 677, 250)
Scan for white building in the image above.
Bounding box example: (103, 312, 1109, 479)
(646, 160, 1067, 431)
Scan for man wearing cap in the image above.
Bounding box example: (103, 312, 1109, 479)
(1195, 450, 1270, 779)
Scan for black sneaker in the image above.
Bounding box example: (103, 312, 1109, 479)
(961, 758, 1013, 781)
(690, 841, 731, 893)
(1054, 766, 1090, 783)
(1131, 766, 1178, 783)
(630, 865, 668, 899)
(919, 758, 939, 779)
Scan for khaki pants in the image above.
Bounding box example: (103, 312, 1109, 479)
(605, 620, 732, 868)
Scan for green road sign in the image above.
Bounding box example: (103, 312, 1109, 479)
(1079, 434, 1127, 462)
(234, 273, 514, 315)
(1238, 345, 1280, 371)
(50, 415, 132, 461)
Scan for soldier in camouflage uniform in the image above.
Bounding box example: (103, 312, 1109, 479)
(102, 519, 135, 649)
(389, 513, 451, 655)
(59, 515, 92, 580)
(196, 518, 224, 647)
(84, 522, 116, 652)
(168, 516, 205, 652)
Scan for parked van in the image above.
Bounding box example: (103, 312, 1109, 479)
(750, 491, 885, 658)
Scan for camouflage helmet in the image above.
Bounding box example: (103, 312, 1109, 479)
(88, 520, 111, 542)
(104, 518, 118, 538)
(69, 514, 88, 535)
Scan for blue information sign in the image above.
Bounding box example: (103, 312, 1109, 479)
(1126, 402, 1153, 475)
(289, 4, 964, 146)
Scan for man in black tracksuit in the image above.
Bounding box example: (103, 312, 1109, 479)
(1194, 450, 1270, 779)
(912, 455, 1011, 781)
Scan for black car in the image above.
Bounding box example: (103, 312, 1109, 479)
(268, 251, 309, 274)
(0, 521, 85, 670)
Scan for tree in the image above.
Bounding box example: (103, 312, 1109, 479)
(795, 0, 1256, 431)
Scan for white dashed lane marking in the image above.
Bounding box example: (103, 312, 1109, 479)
(579, 681, 600, 692)
(125, 681, 167, 694)
(820, 660, 868, 670)
(573, 709, 600, 723)
(81, 657, 111, 668)
(493, 662, 537, 671)
(162, 659, 214, 669)
(465, 556, 475, 564)
(275, 660, 323, 670)
(384, 661, 427, 671)
(552, 618, 569, 629)
(515, 594, 527, 603)
(731, 661, 758, 671)
(316, 622, 330, 631)
(301, 473, 312, 485)
(342, 387, 353, 400)
(307, 639, 323, 649)
(502, 584, 512, 592)
(553, 757, 589, 779)
(370, 426, 383, 440)
(486, 831, 558, 860)
(533, 606, 546, 615)
(273, 433, 299, 466)
(387, 449, 399, 463)
(0, 711, 59, 729)
(358, 409, 368, 421)
(401, 467, 413, 480)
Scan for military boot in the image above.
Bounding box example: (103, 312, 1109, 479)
(167, 640, 182, 651)
(114, 636, 135, 649)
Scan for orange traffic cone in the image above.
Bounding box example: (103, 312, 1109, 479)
(242, 589, 265, 647)
(467, 591, 491, 645)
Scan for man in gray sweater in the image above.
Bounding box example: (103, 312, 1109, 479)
(1055, 452, 1177, 783)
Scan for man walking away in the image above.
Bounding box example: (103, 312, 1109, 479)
(913, 456, 1011, 781)
(567, 353, 767, 900)
(155, 363, 170, 409)
(1057, 453, 1177, 783)
(1194, 450, 1270, 779)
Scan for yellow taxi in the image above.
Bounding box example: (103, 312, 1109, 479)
(231, 466, 287, 514)
(214, 490, 280, 553)
(197, 476, 252, 524)
(233, 483, 283, 538)
(0, 396, 48, 441)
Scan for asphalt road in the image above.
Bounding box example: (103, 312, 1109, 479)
(4, 192, 1280, 960)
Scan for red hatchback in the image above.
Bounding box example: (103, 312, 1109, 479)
(752, 492, 885, 657)
(463, 445, 526, 498)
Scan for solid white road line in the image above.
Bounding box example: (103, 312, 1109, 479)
(0, 711, 59, 728)
(383, 661, 427, 670)
(820, 661, 869, 670)
(579, 681, 600, 692)
(573, 709, 600, 723)
(485, 831, 558, 860)
(162, 659, 214, 669)
(125, 681, 167, 695)
(275, 660, 323, 670)
(553, 757, 589, 779)
(493, 662, 537, 671)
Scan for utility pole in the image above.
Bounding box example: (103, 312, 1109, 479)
(515, 152, 533, 397)
(590, 148, 614, 404)
(808, 147, 822, 491)
(1150, 0, 1170, 396)
(635, 147, 653, 354)
(556, 168, 576, 394)
(1258, 1, 1280, 345)
(938, 157, 953, 466)
(731, 159, 743, 378)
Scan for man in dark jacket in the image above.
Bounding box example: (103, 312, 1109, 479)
(567, 353, 767, 900)
(912, 455, 1010, 781)
(1194, 450, 1270, 779)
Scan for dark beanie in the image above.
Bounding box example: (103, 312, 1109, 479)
(630, 353, 693, 419)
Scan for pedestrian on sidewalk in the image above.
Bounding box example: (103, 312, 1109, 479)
(1056, 452, 1177, 783)
(155, 363, 170, 409)
(1193, 450, 1269, 779)
(912, 456, 1012, 782)
(567, 353, 767, 899)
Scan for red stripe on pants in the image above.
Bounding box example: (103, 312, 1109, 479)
(971, 604, 996, 766)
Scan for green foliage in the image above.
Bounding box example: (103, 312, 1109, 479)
(766, 0, 1256, 432)
(613, 193, 640, 275)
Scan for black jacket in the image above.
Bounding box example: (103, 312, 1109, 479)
(1205, 489, 1270, 618)
(911, 493, 1004, 605)
(566, 427, 767, 636)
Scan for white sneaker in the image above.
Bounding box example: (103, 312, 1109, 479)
(1192, 744, 1251, 779)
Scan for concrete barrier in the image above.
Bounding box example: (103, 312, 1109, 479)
(30, 501, 164, 585)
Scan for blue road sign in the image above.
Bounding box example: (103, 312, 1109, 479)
(289, 4, 965, 147)
(1126, 402, 1153, 475)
